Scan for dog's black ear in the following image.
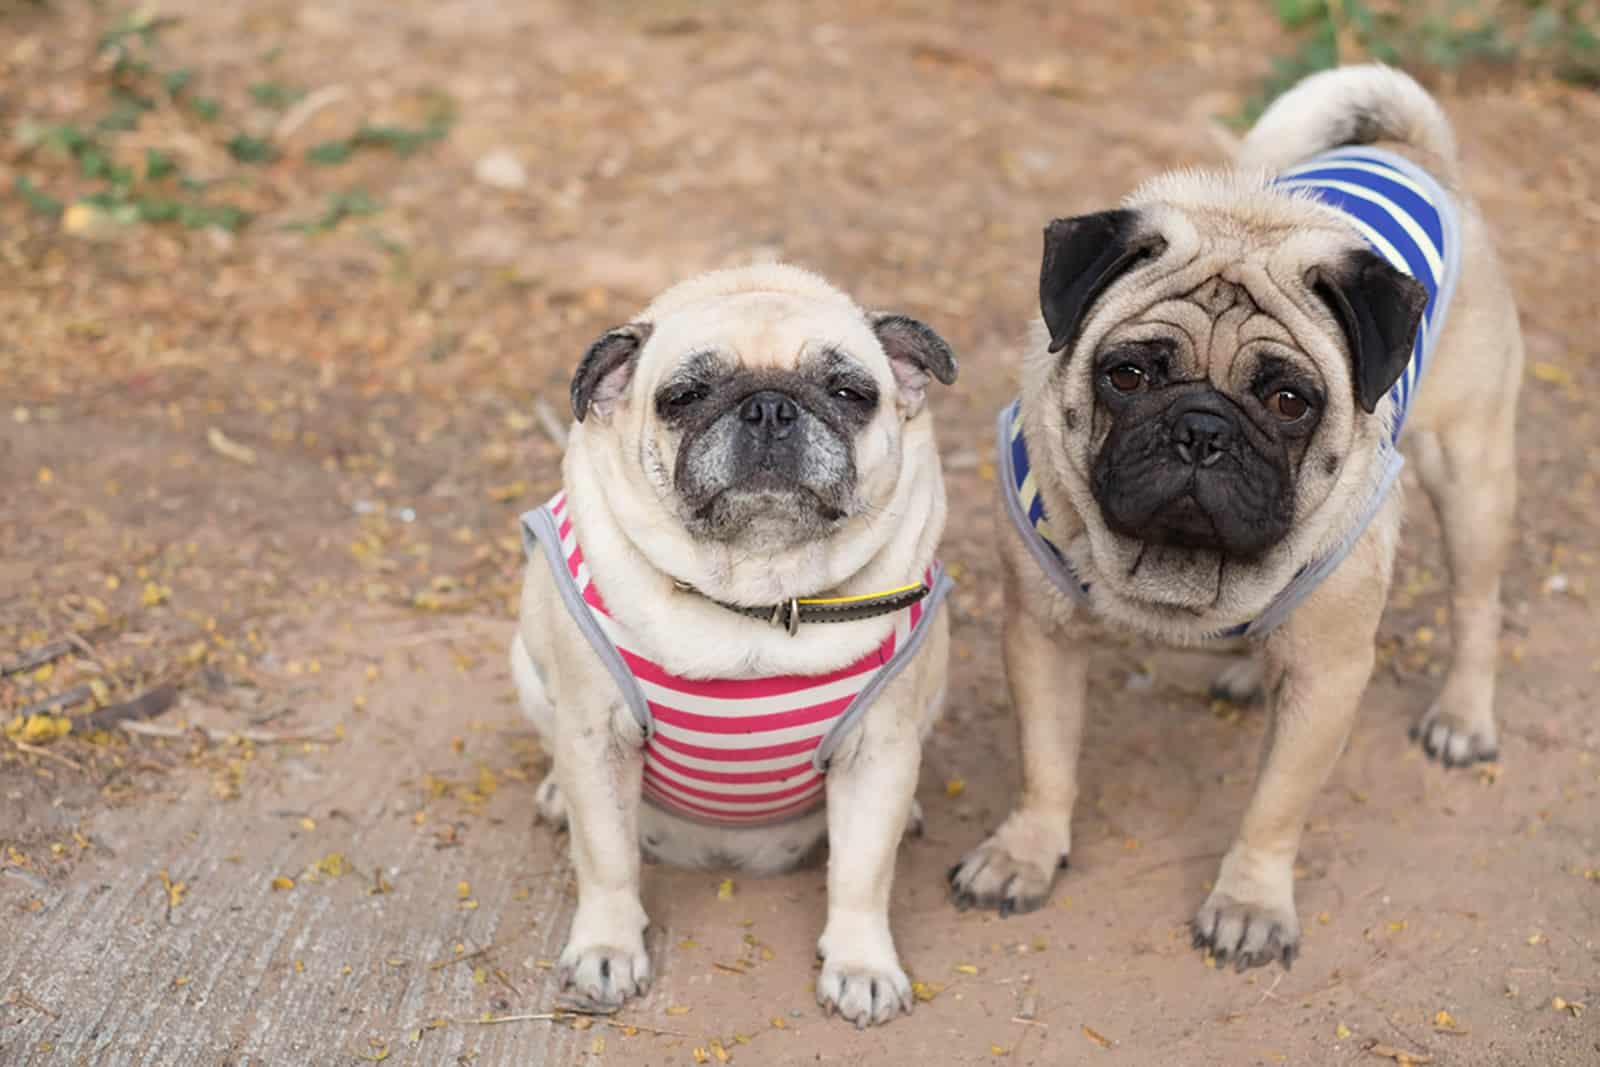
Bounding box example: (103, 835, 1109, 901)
(871, 312, 958, 416)
(571, 323, 652, 422)
(1308, 251, 1427, 414)
(1039, 210, 1164, 357)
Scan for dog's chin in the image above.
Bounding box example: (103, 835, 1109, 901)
(683, 482, 848, 548)
(1094, 486, 1294, 613)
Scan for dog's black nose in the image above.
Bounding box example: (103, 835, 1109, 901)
(1172, 410, 1233, 467)
(739, 390, 800, 440)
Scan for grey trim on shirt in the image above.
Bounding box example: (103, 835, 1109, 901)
(521, 507, 653, 736)
(995, 405, 1093, 609)
(812, 565, 954, 771)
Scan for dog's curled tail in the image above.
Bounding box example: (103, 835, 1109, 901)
(1237, 64, 1459, 181)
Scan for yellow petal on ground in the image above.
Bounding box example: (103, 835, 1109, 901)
(159, 870, 186, 909)
(313, 853, 349, 877)
(6, 713, 73, 744)
(1530, 361, 1572, 386)
(272, 876, 295, 890)
(1335, 1023, 1352, 1040)
(457, 880, 471, 899)
(945, 778, 966, 797)
(954, 964, 979, 975)
(717, 878, 735, 901)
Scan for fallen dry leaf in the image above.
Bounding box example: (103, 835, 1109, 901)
(1082, 1024, 1113, 1048)
(1365, 1043, 1433, 1064)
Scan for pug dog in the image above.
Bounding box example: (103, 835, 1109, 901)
(511, 264, 957, 1026)
(949, 65, 1522, 969)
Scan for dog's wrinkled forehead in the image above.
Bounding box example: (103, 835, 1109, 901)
(631, 264, 886, 381)
(642, 290, 885, 382)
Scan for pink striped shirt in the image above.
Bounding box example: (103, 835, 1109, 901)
(524, 491, 949, 826)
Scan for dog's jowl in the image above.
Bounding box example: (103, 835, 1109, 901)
(511, 265, 957, 1025)
(951, 65, 1522, 970)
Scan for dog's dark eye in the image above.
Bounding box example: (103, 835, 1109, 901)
(832, 386, 867, 403)
(1107, 364, 1146, 393)
(660, 385, 708, 412)
(1267, 388, 1311, 420)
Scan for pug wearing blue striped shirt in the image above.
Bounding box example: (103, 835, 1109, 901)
(949, 65, 1523, 969)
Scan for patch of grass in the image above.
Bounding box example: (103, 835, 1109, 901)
(1236, 0, 1600, 124)
(248, 81, 304, 109)
(10, 6, 455, 237)
(285, 189, 381, 234)
(305, 97, 457, 164)
(15, 176, 63, 219)
(225, 134, 279, 164)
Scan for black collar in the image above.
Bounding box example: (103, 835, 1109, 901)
(674, 579, 932, 637)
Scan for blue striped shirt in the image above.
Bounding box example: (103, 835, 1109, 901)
(1274, 146, 1461, 443)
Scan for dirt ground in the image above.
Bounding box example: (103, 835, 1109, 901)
(3, 1, 1598, 1064)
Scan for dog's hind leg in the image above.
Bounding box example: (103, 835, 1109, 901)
(1409, 406, 1516, 767)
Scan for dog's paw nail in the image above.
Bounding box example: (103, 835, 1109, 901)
(945, 863, 963, 886)
(1282, 944, 1296, 970)
(1058, 854, 1071, 871)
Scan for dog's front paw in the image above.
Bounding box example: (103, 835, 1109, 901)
(946, 811, 1069, 916)
(557, 938, 651, 1011)
(817, 958, 913, 1028)
(816, 913, 912, 1028)
(1210, 655, 1267, 706)
(1411, 686, 1499, 768)
(1192, 849, 1299, 971)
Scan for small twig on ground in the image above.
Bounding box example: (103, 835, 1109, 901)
(427, 926, 535, 971)
(18, 684, 94, 717)
(6, 988, 62, 1020)
(65, 632, 121, 688)
(274, 84, 350, 139)
(455, 1011, 687, 1038)
(532, 397, 569, 448)
(80, 684, 178, 732)
(2, 640, 73, 676)
(9, 738, 84, 772)
(119, 721, 340, 745)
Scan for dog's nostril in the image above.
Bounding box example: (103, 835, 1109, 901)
(1173, 410, 1233, 466)
(740, 391, 800, 434)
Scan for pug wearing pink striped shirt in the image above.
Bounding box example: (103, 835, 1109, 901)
(510, 264, 957, 1025)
